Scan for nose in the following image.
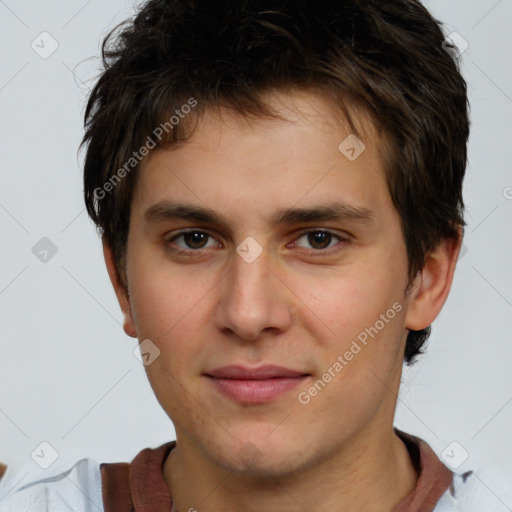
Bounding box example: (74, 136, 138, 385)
(214, 246, 294, 342)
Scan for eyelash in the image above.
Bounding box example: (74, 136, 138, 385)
(164, 229, 350, 256)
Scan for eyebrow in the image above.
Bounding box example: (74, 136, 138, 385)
(143, 200, 374, 228)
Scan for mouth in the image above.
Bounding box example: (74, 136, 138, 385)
(204, 365, 311, 403)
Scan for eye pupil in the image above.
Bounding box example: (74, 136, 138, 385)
(308, 231, 331, 249)
(184, 231, 207, 248)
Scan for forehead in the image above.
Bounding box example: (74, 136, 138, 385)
(131, 90, 393, 229)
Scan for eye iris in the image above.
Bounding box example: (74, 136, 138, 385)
(184, 232, 207, 249)
(308, 231, 331, 249)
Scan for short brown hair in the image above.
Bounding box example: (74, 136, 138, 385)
(81, 0, 469, 364)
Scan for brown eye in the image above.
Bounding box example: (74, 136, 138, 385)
(292, 229, 349, 254)
(166, 230, 219, 252)
(182, 231, 209, 249)
(307, 231, 332, 249)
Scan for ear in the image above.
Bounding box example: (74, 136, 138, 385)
(102, 237, 138, 338)
(405, 228, 463, 331)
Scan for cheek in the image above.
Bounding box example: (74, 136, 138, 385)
(127, 245, 209, 337)
(290, 267, 394, 342)
(132, 276, 208, 419)
(289, 257, 408, 384)
(127, 274, 212, 396)
(299, 298, 407, 434)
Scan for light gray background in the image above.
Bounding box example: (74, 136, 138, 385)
(1, 0, 511, 500)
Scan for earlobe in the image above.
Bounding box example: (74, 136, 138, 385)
(404, 229, 463, 332)
(102, 238, 138, 339)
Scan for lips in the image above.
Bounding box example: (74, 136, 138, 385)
(206, 365, 308, 380)
(205, 365, 310, 403)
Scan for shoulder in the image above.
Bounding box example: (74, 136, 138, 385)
(435, 465, 512, 511)
(0, 443, 174, 512)
(0, 458, 103, 512)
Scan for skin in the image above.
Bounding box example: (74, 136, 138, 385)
(104, 90, 462, 512)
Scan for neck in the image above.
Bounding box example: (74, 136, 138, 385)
(164, 426, 418, 512)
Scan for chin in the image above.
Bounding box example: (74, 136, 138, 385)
(208, 437, 311, 478)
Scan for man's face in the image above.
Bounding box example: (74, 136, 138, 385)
(122, 91, 414, 475)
